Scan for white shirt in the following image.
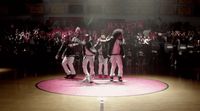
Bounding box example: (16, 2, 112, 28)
(112, 39, 121, 55)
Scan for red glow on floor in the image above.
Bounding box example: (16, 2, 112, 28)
(36, 76, 168, 97)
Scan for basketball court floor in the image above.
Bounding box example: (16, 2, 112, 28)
(0, 68, 200, 111)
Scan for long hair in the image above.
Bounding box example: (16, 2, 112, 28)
(112, 29, 123, 39)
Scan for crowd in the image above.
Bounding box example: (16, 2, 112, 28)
(0, 19, 199, 78)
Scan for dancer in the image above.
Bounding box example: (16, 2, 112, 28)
(95, 34, 109, 79)
(55, 27, 84, 79)
(108, 29, 126, 82)
(82, 34, 97, 83)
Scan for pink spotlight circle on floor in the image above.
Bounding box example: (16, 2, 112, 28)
(36, 76, 168, 97)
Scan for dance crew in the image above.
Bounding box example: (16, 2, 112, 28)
(108, 29, 126, 82)
(56, 27, 125, 83)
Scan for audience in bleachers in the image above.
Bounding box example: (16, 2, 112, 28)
(0, 19, 199, 78)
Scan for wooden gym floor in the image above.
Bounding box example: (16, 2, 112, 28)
(0, 68, 200, 111)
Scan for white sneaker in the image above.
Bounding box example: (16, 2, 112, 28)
(82, 77, 87, 82)
(87, 75, 92, 83)
(82, 75, 93, 83)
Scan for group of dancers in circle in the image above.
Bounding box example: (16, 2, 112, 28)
(55, 27, 126, 83)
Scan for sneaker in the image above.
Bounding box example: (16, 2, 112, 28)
(70, 75, 77, 79)
(82, 77, 87, 82)
(87, 76, 93, 83)
(118, 76, 123, 82)
(98, 75, 103, 79)
(103, 75, 109, 79)
(64, 74, 71, 79)
(87, 75, 92, 83)
(82, 75, 92, 83)
(110, 76, 114, 82)
(89, 80, 93, 83)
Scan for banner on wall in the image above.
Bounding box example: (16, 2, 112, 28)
(28, 4, 44, 14)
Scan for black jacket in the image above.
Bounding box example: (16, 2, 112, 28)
(95, 41, 109, 58)
(82, 40, 96, 55)
(108, 37, 125, 56)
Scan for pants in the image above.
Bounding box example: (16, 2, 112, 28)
(82, 55, 95, 76)
(62, 56, 76, 75)
(110, 55, 123, 77)
(98, 55, 108, 75)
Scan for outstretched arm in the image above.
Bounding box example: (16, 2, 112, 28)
(71, 36, 86, 45)
(68, 43, 79, 47)
(98, 36, 113, 42)
(93, 38, 100, 48)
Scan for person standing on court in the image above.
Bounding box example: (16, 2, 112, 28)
(108, 29, 126, 82)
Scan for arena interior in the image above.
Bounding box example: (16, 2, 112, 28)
(0, 0, 200, 111)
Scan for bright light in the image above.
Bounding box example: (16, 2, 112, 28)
(97, 97, 106, 103)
